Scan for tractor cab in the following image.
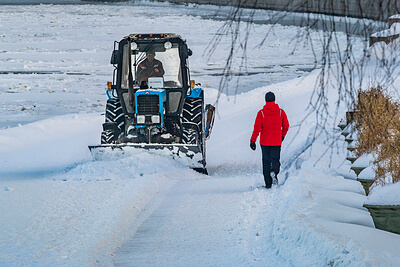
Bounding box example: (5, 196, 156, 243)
(112, 33, 191, 117)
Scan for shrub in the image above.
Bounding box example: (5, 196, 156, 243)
(353, 86, 400, 184)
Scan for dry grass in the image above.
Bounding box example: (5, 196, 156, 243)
(353, 87, 400, 184)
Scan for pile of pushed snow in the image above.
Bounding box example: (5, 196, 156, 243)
(0, 113, 102, 176)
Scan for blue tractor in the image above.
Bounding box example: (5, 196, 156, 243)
(89, 34, 215, 174)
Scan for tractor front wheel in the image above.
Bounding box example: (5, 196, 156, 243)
(101, 98, 125, 144)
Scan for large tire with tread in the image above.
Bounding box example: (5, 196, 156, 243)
(101, 98, 125, 144)
(182, 96, 206, 167)
(182, 97, 203, 145)
(182, 126, 198, 144)
(101, 130, 116, 144)
(105, 98, 125, 130)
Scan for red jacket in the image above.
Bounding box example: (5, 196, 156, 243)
(251, 102, 289, 146)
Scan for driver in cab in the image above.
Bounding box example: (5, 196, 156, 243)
(136, 51, 165, 83)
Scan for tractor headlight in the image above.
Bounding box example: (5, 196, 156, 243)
(151, 115, 160, 124)
(164, 41, 172, 50)
(137, 115, 145, 124)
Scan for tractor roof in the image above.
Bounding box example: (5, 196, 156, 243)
(124, 33, 182, 41)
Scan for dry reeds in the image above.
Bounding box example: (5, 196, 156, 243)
(353, 86, 400, 184)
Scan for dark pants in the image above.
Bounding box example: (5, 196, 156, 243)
(261, 145, 281, 188)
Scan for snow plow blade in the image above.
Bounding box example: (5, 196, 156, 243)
(88, 144, 207, 174)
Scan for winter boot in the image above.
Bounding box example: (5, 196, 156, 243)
(271, 171, 278, 185)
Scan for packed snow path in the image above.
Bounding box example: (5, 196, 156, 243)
(112, 172, 297, 266)
(113, 176, 265, 266)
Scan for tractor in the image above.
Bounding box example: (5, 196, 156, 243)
(89, 33, 215, 174)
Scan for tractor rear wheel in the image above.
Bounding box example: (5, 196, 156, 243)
(182, 96, 206, 167)
(182, 97, 203, 145)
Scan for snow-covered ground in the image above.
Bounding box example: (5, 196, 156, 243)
(0, 1, 333, 129)
(0, 1, 399, 266)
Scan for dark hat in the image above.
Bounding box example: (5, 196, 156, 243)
(265, 92, 275, 102)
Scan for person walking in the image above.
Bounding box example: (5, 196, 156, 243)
(250, 92, 289, 188)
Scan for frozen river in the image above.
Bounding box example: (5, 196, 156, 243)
(0, 1, 354, 129)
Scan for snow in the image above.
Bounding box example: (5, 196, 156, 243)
(352, 154, 374, 168)
(336, 161, 358, 180)
(370, 24, 400, 37)
(0, 114, 102, 174)
(367, 182, 400, 205)
(0, 1, 400, 266)
(358, 166, 376, 180)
